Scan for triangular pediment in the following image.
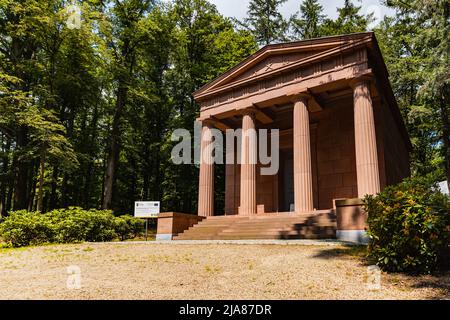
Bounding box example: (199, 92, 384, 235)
(230, 51, 319, 84)
(193, 32, 374, 100)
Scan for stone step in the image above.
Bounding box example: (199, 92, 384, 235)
(175, 232, 336, 240)
(199, 214, 335, 222)
(223, 218, 336, 225)
(173, 211, 337, 241)
(221, 226, 335, 233)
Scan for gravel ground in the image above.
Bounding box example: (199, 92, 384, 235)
(0, 242, 448, 300)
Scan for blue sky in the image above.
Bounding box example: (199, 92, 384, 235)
(205, 0, 395, 29)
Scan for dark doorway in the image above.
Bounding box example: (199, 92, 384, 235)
(279, 150, 294, 212)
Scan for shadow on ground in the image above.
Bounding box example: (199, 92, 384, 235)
(410, 274, 450, 300)
(313, 245, 450, 300)
(312, 244, 368, 261)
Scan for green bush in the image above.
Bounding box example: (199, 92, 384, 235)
(79, 209, 118, 242)
(364, 176, 450, 274)
(0, 207, 146, 247)
(0, 210, 56, 247)
(114, 215, 145, 241)
(48, 207, 90, 243)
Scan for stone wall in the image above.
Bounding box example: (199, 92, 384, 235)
(314, 98, 358, 209)
(379, 99, 411, 185)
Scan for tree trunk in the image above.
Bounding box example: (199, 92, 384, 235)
(5, 162, 14, 213)
(440, 86, 450, 191)
(102, 85, 128, 209)
(27, 160, 39, 211)
(48, 166, 59, 210)
(37, 149, 46, 212)
(13, 127, 29, 210)
(0, 137, 11, 216)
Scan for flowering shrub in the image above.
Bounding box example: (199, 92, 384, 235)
(364, 176, 450, 274)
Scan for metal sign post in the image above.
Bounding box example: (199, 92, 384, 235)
(145, 218, 149, 241)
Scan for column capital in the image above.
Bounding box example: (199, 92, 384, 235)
(239, 106, 257, 117)
(289, 91, 312, 104)
(200, 118, 216, 128)
(349, 74, 374, 89)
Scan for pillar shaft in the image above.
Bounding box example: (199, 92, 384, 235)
(353, 80, 380, 197)
(239, 112, 257, 215)
(198, 122, 214, 217)
(293, 97, 314, 213)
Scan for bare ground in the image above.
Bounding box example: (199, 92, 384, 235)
(0, 242, 448, 300)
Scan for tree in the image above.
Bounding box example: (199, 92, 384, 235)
(100, 0, 157, 209)
(376, 0, 449, 188)
(413, 0, 450, 189)
(291, 0, 326, 40)
(321, 0, 374, 36)
(163, 0, 257, 213)
(0, 0, 259, 216)
(242, 0, 288, 46)
(0, 0, 81, 213)
(18, 107, 78, 212)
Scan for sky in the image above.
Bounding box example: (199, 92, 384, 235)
(206, 0, 395, 29)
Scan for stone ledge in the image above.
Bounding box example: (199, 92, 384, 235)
(158, 212, 202, 219)
(335, 198, 364, 207)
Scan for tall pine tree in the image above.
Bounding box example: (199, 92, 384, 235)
(377, 0, 450, 187)
(321, 0, 373, 35)
(243, 0, 288, 46)
(291, 0, 325, 40)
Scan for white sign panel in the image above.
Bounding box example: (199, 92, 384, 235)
(134, 201, 160, 218)
(438, 181, 449, 195)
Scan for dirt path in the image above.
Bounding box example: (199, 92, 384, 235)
(0, 242, 448, 300)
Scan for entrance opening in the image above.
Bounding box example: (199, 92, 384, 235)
(279, 150, 294, 212)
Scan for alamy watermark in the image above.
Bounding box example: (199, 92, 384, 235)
(171, 121, 280, 176)
(366, 265, 381, 291)
(66, 265, 82, 290)
(66, 1, 81, 30)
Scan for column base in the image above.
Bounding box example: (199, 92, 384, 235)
(335, 198, 369, 244)
(336, 230, 369, 244)
(156, 234, 173, 241)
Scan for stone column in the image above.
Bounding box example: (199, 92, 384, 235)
(352, 78, 381, 197)
(293, 95, 314, 213)
(197, 121, 215, 217)
(239, 110, 257, 215)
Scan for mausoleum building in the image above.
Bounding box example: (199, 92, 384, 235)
(156, 32, 411, 242)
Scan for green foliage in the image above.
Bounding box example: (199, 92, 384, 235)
(242, 0, 288, 45)
(0, 210, 55, 247)
(375, 0, 450, 183)
(0, 208, 145, 247)
(364, 176, 450, 273)
(114, 215, 146, 241)
(291, 0, 326, 40)
(319, 0, 374, 36)
(289, 0, 373, 41)
(0, 0, 258, 215)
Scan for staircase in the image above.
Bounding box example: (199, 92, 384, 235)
(173, 211, 337, 240)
